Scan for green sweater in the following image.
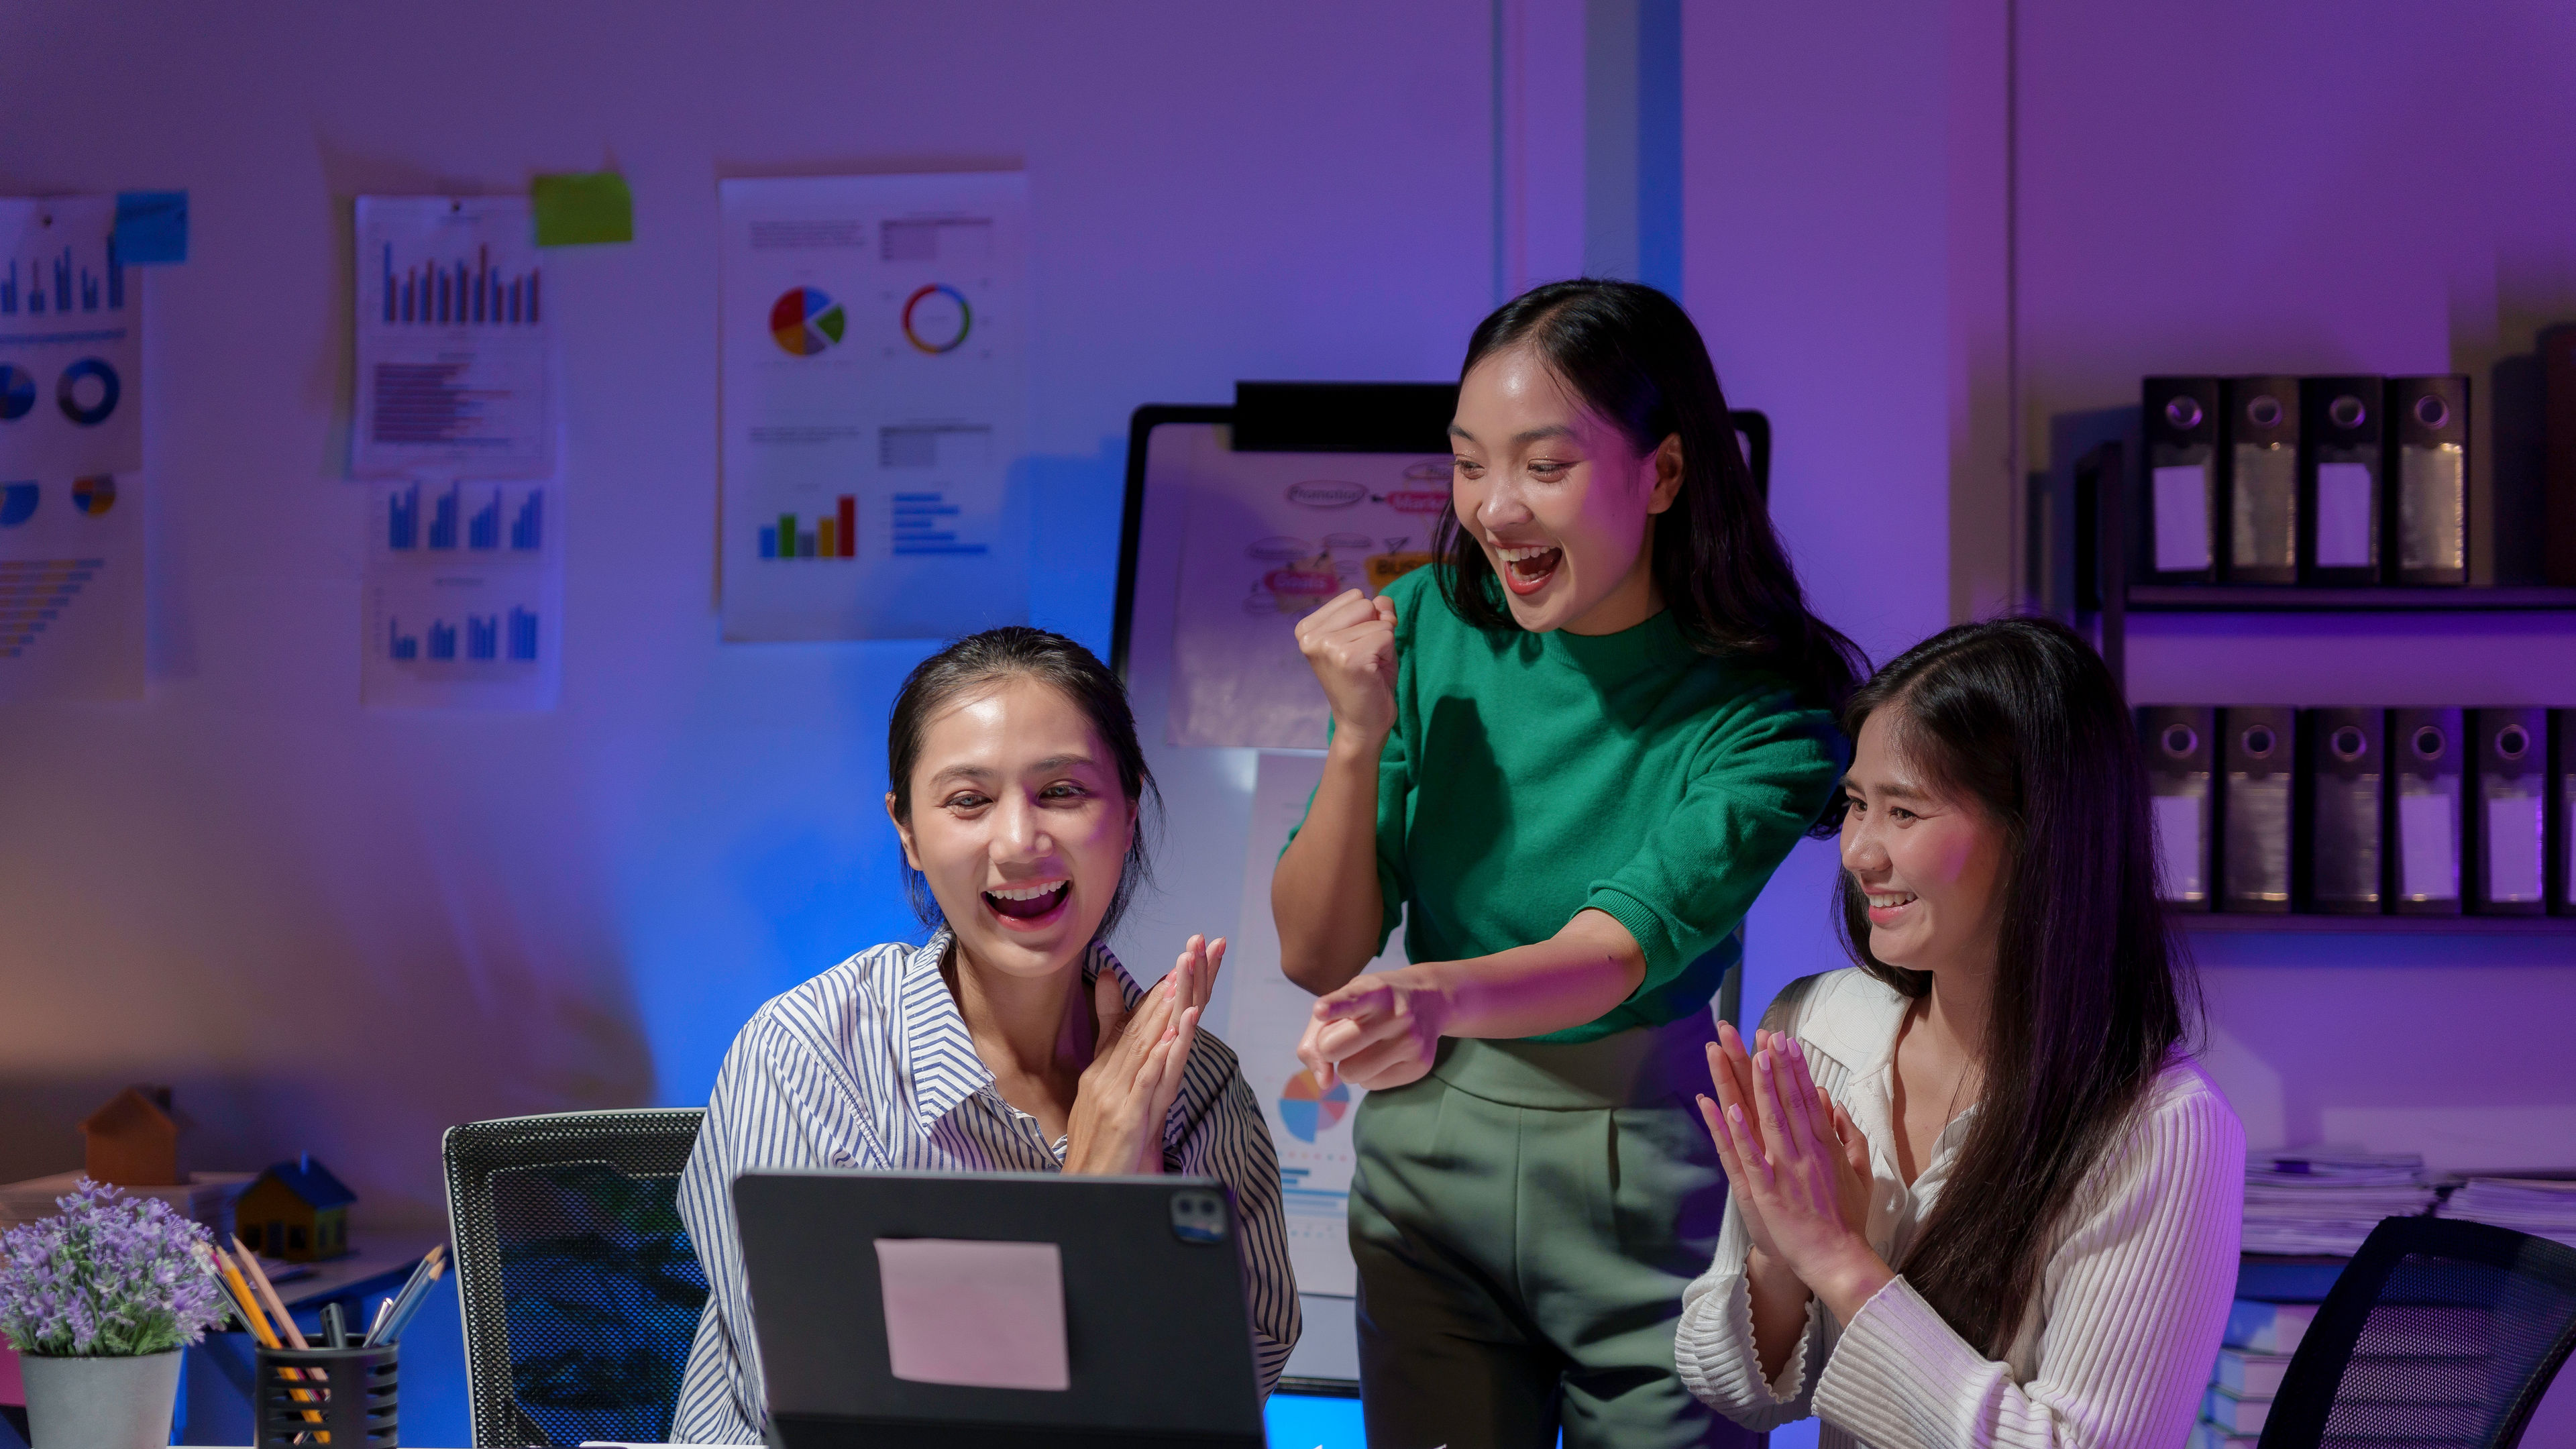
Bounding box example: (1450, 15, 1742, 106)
(1307, 566, 1847, 1043)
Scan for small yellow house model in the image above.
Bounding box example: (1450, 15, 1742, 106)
(237, 1155, 356, 1262)
(80, 1085, 181, 1187)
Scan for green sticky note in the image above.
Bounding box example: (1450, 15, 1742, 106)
(531, 172, 633, 246)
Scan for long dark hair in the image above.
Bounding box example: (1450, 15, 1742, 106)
(1432, 278, 1864, 720)
(1833, 616, 2197, 1356)
(886, 627, 1161, 938)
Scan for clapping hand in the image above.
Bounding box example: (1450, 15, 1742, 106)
(1297, 966, 1448, 1091)
(1065, 935, 1224, 1175)
(1697, 1021, 1890, 1322)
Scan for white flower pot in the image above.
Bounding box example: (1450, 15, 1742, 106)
(19, 1350, 182, 1449)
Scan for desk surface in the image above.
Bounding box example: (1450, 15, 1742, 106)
(271, 1230, 445, 1310)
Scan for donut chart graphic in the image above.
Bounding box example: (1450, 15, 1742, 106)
(1278, 1069, 1352, 1143)
(0, 483, 37, 528)
(0, 365, 34, 421)
(56, 359, 119, 427)
(768, 286, 847, 356)
(72, 476, 115, 517)
(901, 284, 971, 354)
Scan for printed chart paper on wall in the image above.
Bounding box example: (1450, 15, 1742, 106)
(718, 172, 1030, 641)
(352, 197, 556, 480)
(1222, 751, 1410, 1297)
(1165, 427, 1450, 747)
(350, 197, 564, 710)
(0, 196, 145, 702)
(360, 478, 564, 710)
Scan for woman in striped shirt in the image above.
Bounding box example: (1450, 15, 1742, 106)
(1676, 618, 2245, 1449)
(672, 627, 1299, 1442)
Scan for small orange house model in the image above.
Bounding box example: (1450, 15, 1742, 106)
(237, 1155, 356, 1263)
(81, 1085, 181, 1187)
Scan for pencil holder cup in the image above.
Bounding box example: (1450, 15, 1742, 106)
(254, 1341, 398, 1447)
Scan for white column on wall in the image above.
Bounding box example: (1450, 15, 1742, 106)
(1492, 0, 1683, 302)
(1493, 0, 1589, 298)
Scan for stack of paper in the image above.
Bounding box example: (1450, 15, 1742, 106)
(2242, 1146, 2438, 1255)
(0, 1171, 254, 1240)
(2438, 1176, 2576, 1250)
(2193, 1298, 2316, 1448)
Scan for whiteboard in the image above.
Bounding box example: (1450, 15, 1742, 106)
(1104, 388, 1769, 1389)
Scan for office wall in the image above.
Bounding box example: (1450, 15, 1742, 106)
(1686, 0, 2576, 1167)
(1690, 10, 2576, 1438)
(1681, 0, 2009, 1048)
(2016, 0, 2576, 1167)
(0, 0, 1498, 1225)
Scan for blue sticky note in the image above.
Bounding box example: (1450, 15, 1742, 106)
(113, 191, 188, 264)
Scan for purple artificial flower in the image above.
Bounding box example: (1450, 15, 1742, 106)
(0, 1179, 231, 1356)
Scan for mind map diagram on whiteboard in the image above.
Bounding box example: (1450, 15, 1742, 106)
(1168, 430, 1452, 749)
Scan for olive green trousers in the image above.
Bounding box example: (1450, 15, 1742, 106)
(1347, 1014, 1758, 1449)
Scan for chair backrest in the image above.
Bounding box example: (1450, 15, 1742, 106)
(442, 1109, 709, 1448)
(2260, 1216, 2576, 1449)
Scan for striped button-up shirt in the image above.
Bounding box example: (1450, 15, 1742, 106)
(670, 930, 1301, 1442)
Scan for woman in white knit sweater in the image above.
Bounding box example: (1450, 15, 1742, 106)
(1675, 617, 2245, 1449)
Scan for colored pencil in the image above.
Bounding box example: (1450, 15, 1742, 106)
(365, 1242, 446, 1346)
(215, 1249, 323, 1426)
(231, 1238, 311, 1349)
(377, 1244, 449, 1344)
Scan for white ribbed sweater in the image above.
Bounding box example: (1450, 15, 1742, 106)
(1674, 969, 2245, 1449)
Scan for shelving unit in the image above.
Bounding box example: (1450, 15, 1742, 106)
(2072, 441, 2574, 930)
(2129, 586, 2576, 613)
(2174, 912, 2576, 935)
(2072, 441, 2576, 684)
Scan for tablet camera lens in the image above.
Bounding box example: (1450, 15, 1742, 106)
(2246, 396, 2283, 429)
(2328, 394, 2367, 429)
(1170, 1189, 1228, 1245)
(2242, 725, 2275, 758)
(2415, 394, 2450, 430)
(2330, 726, 2365, 762)
(2165, 396, 2204, 431)
(2498, 724, 2530, 761)
(2412, 725, 2446, 760)
(2161, 724, 2197, 758)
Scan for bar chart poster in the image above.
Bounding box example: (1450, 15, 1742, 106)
(717, 172, 1028, 640)
(0, 195, 143, 479)
(361, 478, 561, 710)
(352, 197, 556, 479)
(0, 472, 146, 703)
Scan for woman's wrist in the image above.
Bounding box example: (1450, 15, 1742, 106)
(1389, 962, 1462, 1034)
(1802, 1238, 1895, 1326)
(1745, 1244, 1809, 1301)
(1326, 720, 1390, 761)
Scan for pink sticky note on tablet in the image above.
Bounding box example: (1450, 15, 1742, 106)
(874, 1238, 1071, 1391)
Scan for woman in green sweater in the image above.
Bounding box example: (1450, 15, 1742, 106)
(1273, 279, 1860, 1449)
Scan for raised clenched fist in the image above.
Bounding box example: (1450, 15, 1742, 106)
(1295, 588, 1399, 743)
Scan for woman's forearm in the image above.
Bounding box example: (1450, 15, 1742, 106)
(1745, 1246, 1814, 1383)
(1417, 908, 1648, 1040)
(1273, 733, 1389, 995)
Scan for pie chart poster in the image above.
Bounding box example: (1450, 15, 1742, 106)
(716, 172, 1029, 641)
(0, 472, 145, 703)
(0, 195, 144, 480)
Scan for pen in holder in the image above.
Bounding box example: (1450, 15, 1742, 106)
(254, 1340, 398, 1448)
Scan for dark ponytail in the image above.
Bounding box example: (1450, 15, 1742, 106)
(1432, 278, 1865, 724)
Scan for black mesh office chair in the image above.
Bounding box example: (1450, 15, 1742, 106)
(442, 1109, 710, 1448)
(2259, 1216, 2576, 1449)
